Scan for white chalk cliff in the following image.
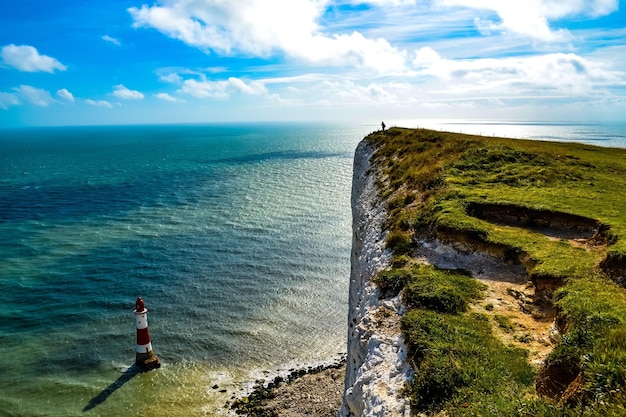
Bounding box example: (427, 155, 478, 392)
(340, 140, 412, 417)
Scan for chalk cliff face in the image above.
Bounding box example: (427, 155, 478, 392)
(339, 140, 412, 417)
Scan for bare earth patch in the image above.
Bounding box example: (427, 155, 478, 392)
(473, 276, 555, 367)
(414, 239, 557, 367)
(233, 237, 561, 417)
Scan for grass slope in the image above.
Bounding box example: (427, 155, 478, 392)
(367, 127, 626, 416)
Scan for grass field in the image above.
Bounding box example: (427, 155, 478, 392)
(367, 127, 626, 416)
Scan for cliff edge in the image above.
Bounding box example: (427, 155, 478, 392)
(339, 140, 412, 417)
(340, 127, 626, 416)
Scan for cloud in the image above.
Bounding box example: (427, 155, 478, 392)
(129, 0, 407, 72)
(57, 88, 75, 102)
(227, 77, 268, 95)
(14, 85, 55, 106)
(0, 91, 20, 109)
(85, 99, 113, 108)
(179, 77, 267, 99)
(539, 0, 619, 18)
(102, 35, 121, 46)
(259, 75, 411, 108)
(154, 92, 183, 102)
(329, 80, 400, 103)
(247, 46, 625, 116)
(412, 46, 443, 68)
(180, 79, 228, 99)
(1, 44, 66, 73)
(412, 49, 625, 97)
(159, 72, 184, 84)
(129, 0, 321, 55)
(305, 32, 406, 73)
(112, 84, 144, 100)
(354, 0, 417, 5)
(440, 0, 619, 41)
(127, 0, 618, 78)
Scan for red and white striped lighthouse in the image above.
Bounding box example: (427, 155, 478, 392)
(134, 297, 161, 370)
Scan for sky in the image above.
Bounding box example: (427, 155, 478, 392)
(1, 0, 625, 127)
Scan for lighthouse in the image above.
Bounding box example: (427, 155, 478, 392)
(134, 297, 161, 371)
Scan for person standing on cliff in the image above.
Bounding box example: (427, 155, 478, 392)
(381, 121, 386, 131)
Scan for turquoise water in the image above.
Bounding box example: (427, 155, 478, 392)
(1, 121, 624, 417)
(0, 123, 372, 417)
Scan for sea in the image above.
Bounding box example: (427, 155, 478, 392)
(0, 121, 625, 417)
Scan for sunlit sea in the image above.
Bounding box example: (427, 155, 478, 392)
(0, 121, 625, 417)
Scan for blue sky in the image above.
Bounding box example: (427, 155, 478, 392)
(1, 0, 625, 127)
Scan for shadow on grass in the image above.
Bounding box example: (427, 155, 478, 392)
(83, 364, 140, 412)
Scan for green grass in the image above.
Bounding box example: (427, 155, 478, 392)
(550, 273, 626, 404)
(402, 265, 484, 314)
(494, 314, 516, 332)
(399, 272, 538, 415)
(402, 309, 535, 412)
(369, 128, 626, 255)
(367, 127, 626, 415)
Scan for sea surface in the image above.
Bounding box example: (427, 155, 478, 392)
(0, 121, 625, 417)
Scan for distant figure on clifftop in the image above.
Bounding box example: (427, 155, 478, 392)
(381, 121, 386, 131)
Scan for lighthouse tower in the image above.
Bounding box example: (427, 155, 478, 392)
(134, 297, 161, 371)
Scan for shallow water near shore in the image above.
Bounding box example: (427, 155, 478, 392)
(0, 123, 370, 417)
(1, 121, 624, 417)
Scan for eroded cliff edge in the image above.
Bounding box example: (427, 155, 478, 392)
(340, 127, 626, 416)
(339, 140, 412, 417)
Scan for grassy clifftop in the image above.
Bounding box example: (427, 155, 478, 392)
(366, 127, 626, 416)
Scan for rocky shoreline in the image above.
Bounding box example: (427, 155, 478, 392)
(231, 138, 412, 417)
(233, 128, 626, 416)
(230, 359, 346, 417)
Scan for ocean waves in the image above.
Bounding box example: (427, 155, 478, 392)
(0, 123, 369, 416)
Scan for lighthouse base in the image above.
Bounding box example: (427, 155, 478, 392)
(136, 352, 161, 371)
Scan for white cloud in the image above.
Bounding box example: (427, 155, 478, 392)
(154, 92, 183, 102)
(14, 85, 55, 106)
(179, 77, 267, 99)
(342, 81, 399, 103)
(129, 0, 408, 72)
(261, 75, 411, 107)
(306, 32, 406, 72)
(227, 77, 268, 95)
(129, 0, 322, 55)
(112, 84, 144, 100)
(440, 0, 618, 41)
(1, 44, 66, 73)
(57, 88, 75, 102)
(0, 91, 20, 109)
(102, 35, 121, 46)
(85, 99, 113, 108)
(180, 79, 229, 99)
(412, 46, 443, 68)
(539, 0, 619, 18)
(242, 46, 625, 118)
(412, 49, 625, 97)
(159, 72, 184, 84)
(353, 0, 417, 5)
